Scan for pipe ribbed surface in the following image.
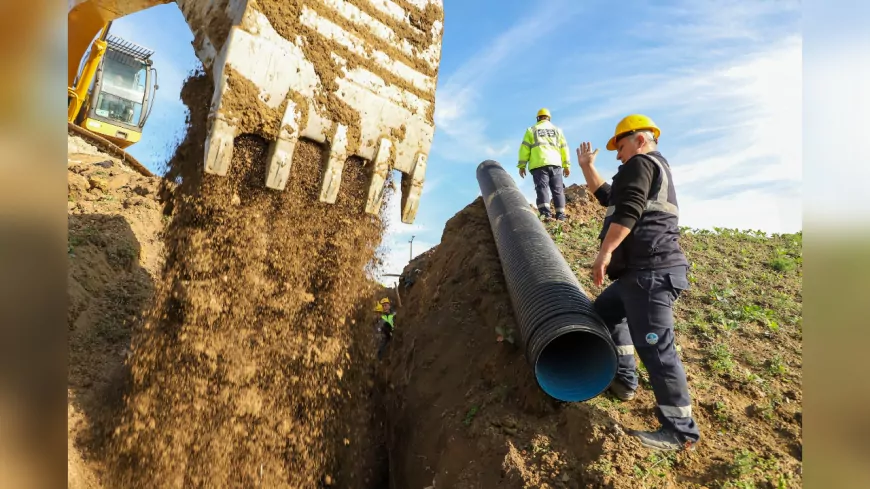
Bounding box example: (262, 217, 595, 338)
(476, 160, 618, 402)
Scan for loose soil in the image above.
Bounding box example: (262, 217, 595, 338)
(384, 185, 803, 488)
(68, 65, 397, 487)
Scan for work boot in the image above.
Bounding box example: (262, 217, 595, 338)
(555, 212, 567, 221)
(539, 211, 553, 220)
(629, 428, 697, 452)
(608, 378, 636, 401)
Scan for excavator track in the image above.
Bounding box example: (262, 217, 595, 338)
(68, 122, 154, 178)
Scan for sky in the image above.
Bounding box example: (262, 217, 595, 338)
(106, 0, 803, 283)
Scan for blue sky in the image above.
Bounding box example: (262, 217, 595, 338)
(108, 0, 802, 280)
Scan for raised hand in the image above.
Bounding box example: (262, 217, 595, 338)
(576, 142, 599, 168)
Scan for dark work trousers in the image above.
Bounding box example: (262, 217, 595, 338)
(377, 325, 392, 360)
(531, 165, 566, 216)
(593, 265, 700, 443)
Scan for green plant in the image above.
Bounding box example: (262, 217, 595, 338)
(769, 257, 796, 272)
(494, 325, 515, 344)
(707, 343, 735, 376)
(766, 355, 788, 377)
(589, 458, 614, 477)
(530, 435, 552, 455)
(726, 449, 780, 485)
(553, 222, 565, 244)
(714, 401, 731, 426)
(740, 305, 780, 332)
(634, 452, 676, 481)
(463, 405, 479, 426)
(710, 285, 736, 303)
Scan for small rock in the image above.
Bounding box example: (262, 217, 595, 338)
(123, 197, 144, 208)
(561, 473, 570, 482)
(95, 160, 114, 168)
(88, 176, 109, 192)
(343, 438, 350, 446)
(231, 193, 241, 205)
(323, 474, 333, 485)
(133, 185, 151, 196)
(564, 185, 587, 202)
(502, 426, 517, 436)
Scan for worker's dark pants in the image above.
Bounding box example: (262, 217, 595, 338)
(531, 166, 566, 216)
(594, 265, 700, 443)
(377, 328, 392, 360)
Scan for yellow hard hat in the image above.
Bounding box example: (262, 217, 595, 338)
(606, 114, 661, 151)
(379, 297, 391, 304)
(537, 108, 551, 118)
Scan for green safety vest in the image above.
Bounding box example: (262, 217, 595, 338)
(518, 120, 570, 171)
(381, 313, 396, 330)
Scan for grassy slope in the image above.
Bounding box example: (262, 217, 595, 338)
(547, 187, 803, 488)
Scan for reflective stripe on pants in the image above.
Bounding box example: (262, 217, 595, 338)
(593, 265, 700, 442)
(531, 165, 566, 213)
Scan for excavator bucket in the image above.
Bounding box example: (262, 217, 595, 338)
(68, 0, 444, 223)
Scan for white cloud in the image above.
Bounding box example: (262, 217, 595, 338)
(556, 1, 802, 233)
(433, 0, 583, 162)
(680, 189, 802, 234)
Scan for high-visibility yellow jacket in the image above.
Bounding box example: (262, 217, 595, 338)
(381, 313, 396, 331)
(518, 120, 570, 171)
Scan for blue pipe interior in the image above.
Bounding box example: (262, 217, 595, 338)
(534, 331, 618, 402)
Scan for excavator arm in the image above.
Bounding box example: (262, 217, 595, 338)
(68, 0, 443, 223)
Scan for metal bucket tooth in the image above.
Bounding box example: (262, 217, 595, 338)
(365, 138, 394, 214)
(193, 0, 443, 223)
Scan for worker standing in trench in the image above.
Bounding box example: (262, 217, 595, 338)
(576, 114, 701, 451)
(517, 108, 572, 221)
(375, 298, 396, 360)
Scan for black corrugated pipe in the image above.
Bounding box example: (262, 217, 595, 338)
(476, 160, 618, 402)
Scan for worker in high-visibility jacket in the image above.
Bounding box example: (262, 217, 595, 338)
(375, 297, 396, 360)
(518, 108, 571, 220)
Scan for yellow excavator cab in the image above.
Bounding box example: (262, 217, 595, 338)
(71, 33, 157, 149)
(68, 0, 444, 223)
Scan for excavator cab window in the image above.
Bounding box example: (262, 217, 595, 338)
(94, 56, 146, 126)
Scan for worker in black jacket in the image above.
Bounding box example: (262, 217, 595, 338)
(576, 114, 700, 451)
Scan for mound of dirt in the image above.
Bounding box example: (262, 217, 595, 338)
(67, 142, 168, 488)
(384, 186, 803, 488)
